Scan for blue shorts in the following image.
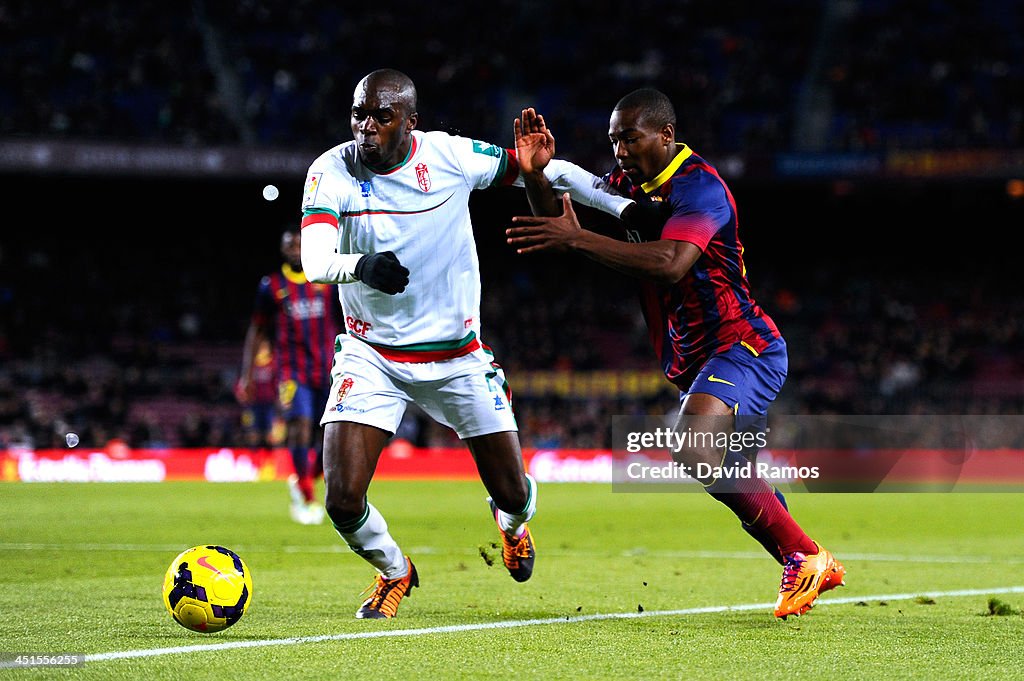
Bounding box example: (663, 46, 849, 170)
(279, 380, 331, 422)
(684, 338, 788, 423)
(242, 403, 276, 433)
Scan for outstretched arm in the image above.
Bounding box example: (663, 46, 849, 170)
(512, 107, 634, 219)
(507, 193, 701, 285)
(514, 108, 560, 217)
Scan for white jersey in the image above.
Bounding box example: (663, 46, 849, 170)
(301, 129, 631, 360)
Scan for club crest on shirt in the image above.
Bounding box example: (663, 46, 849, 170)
(415, 163, 431, 192)
(359, 181, 372, 197)
(336, 376, 354, 403)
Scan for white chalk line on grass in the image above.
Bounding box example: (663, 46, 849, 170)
(29, 585, 1014, 665)
(2, 542, 1023, 566)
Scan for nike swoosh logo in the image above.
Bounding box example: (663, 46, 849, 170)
(707, 375, 736, 386)
(196, 556, 224, 575)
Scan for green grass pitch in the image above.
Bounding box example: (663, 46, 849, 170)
(2, 481, 1023, 679)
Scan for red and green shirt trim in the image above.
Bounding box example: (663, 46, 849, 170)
(301, 208, 339, 229)
(301, 192, 456, 227)
(364, 331, 481, 363)
(489, 148, 520, 188)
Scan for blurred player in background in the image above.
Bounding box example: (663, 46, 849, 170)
(237, 338, 284, 452)
(299, 68, 635, 619)
(506, 92, 846, 620)
(237, 228, 344, 525)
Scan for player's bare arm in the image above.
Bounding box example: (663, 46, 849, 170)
(507, 193, 701, 285)
(514, 107, 560, 217)
(236, 318, 270, 404)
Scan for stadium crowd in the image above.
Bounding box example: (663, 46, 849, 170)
(3, 0, 1021, 159)
(823, 0, 1024, 151)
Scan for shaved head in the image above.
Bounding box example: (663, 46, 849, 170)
(608, 87, 678, 184)
(280, 228, 301, 269)
(355, 68, 418, 115)
(613, 88, 676, 130)
(351, 69, 420, 168)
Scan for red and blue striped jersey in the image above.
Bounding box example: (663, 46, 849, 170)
(607, 144, 782, 389)
(252, 264, 343, 390)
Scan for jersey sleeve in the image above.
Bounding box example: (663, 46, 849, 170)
(298, 149, 365, 282)
(299, 154, 347, 229)
(661, 169, 732, 250)
(252, 275, 275, 327)
(507, 159, 635, 217)
(538, 158, 635, 217)
(449, 135, 520, 190)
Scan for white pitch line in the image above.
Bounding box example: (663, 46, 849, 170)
(0, 542, 207, 553)
(617, 549, 1024, 565)
(56, 585, 1024, 665)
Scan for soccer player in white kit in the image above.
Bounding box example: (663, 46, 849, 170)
(300, 69, 634, 619)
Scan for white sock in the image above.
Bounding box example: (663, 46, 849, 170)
(491, 474, 537, 539)
(334, 502, 407, 579)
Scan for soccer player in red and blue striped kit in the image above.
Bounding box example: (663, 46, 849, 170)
(237, 228, 344, 524)
(507, 90, 846, 619)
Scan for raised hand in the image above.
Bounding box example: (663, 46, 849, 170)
(513, 107, 555, 175)
(506, 193, 581, 254)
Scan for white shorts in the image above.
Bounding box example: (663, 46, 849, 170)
(321, 336, 518, 440)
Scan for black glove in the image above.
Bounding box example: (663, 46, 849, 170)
(354, 251, 410, 294)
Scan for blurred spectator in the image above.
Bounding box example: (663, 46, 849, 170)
(4, 1, 1019, 155)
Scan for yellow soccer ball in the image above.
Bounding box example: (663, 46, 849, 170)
(162, 545, 253, 633)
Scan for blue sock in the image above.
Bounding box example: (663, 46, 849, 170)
(290, 446, 309, 478)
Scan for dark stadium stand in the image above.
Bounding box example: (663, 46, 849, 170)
(822, 0, 1023, 151)
(4, 1, 1019, 155)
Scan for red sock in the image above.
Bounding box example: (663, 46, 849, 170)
(707, 473, 817, 557)
(752, 491, 818, 556)
(298, 474, 315, 503)
(310, 449, 324, 480)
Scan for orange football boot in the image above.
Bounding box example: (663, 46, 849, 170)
(355, 556, 419, 619)
(489, 499, 536, 582)
(774, 544, 846, 619)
